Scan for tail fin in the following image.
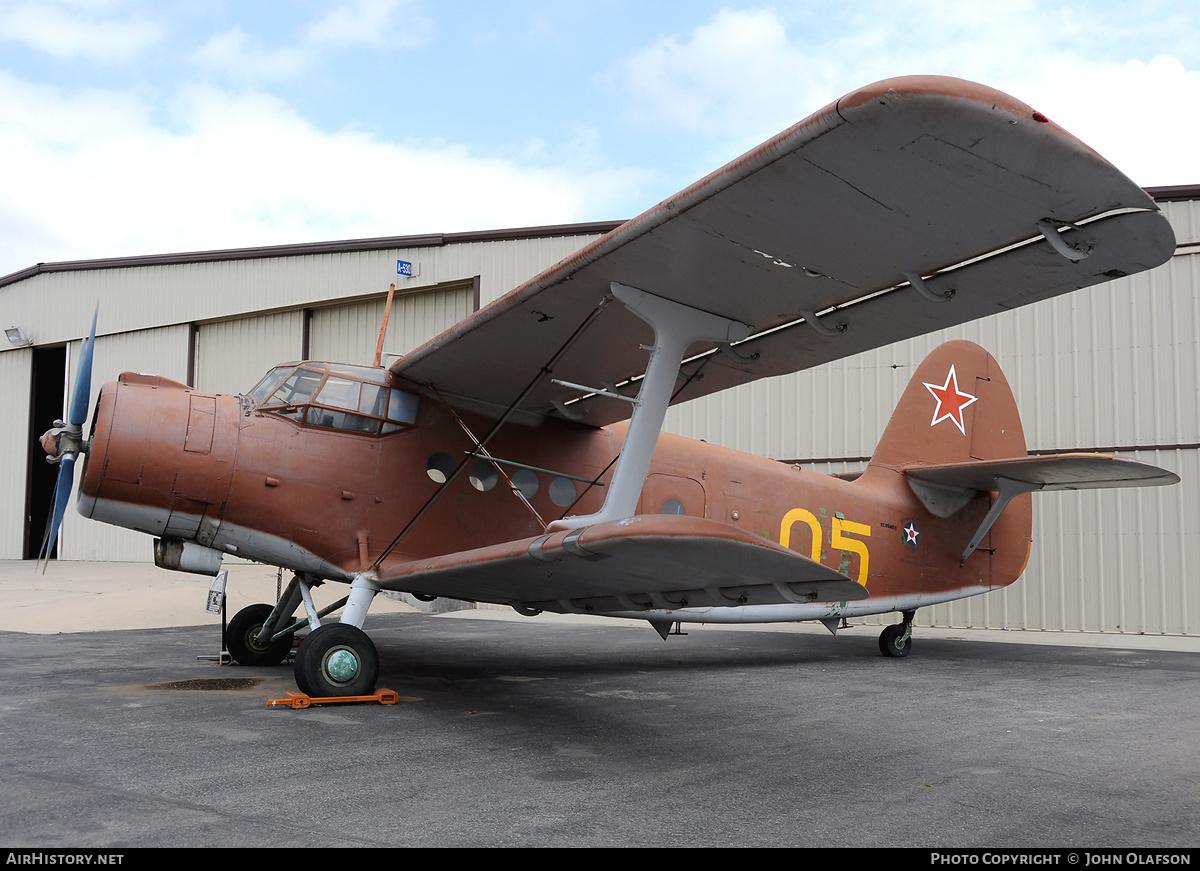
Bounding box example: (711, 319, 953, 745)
(868, 340, 1026, 471)
(865, 340, 1178, 565)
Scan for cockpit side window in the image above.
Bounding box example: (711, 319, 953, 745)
(386, 390, 419, 425)
(248, 366, 292, 406)
(265, 366, 324, 408)
(250, 362, 420, 436)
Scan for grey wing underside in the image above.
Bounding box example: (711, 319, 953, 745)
(392, 76, 1175, 427)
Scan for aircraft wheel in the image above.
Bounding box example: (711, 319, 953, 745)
(227, 604, 292, 667)
(878, 623, 912, 658)
(293, 623, 379, 697)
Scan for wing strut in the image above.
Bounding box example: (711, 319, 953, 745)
(372, 297, 613, 569)
(550, 282, 750, 531)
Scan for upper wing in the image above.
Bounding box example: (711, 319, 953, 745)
(378, 514, 868, 614)
(392, 76, 1175, 426)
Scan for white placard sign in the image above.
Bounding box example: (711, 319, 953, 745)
(205, 569, 228, 614)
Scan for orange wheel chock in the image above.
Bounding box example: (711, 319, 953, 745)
(268, 689, 399, 709)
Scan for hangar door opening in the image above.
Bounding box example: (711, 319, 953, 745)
(24, 346, 66, 559)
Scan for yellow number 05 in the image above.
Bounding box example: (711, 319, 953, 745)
(780, 510, 871, 588)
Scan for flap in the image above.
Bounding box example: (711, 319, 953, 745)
(378, 514, 868, 615)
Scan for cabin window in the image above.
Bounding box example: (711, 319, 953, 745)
(549, 476, 577, 507)
(468, 461, 498, 492)
(511, 469, 539, 499)
(426, 452, 455, 483)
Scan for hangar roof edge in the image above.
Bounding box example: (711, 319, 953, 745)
(1147, 184, 1200, 202)
(2, 187, 1195, 291)
(0, 220, 626, 290)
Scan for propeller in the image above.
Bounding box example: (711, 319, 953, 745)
(39, 308, 97, 562)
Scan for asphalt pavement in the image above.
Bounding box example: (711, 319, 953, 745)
(1, 560, 1197, 848)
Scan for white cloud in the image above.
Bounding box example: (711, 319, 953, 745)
(1002, 55, 1200, 188)
(0, 75, 646, 276)
(0, 1, 163, 63)
(613, 9, 830, 137)
(191, 27, 310, 81)
(612, 4, 1200, 187)
(304, 0, 430, 49)
(190, 2, 430, 84)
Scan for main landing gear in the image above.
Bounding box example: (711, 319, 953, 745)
(225, 571, 382, 697)
(294, 623, 379, 697)
(878, 609, 916, 657)
(227, 603, 295, 667)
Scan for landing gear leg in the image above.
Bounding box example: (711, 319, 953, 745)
(879, 609, 916, 658)
(226, 573, 309, 667)
(227, 603, 294, 666)
(293, 571, 381, 697)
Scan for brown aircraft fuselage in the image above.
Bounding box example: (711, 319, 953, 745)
(77, 346, 1031, 616)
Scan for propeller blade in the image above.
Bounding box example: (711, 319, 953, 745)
(68, 308, 97, 428)
(46, 454, 76, 557)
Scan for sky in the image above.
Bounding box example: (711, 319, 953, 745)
(1, 0, 1197, 279)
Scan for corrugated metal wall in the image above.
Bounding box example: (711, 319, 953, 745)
(0, 235, 601, 351)
(309, 280, 475, 365)
(195, 311, 304, 396)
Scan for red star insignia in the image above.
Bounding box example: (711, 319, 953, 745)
(923, 364, 978, 435)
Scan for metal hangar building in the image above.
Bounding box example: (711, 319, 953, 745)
(2, 187, 1197, 638)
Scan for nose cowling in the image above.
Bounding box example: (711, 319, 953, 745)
(79, 374, 239, 548)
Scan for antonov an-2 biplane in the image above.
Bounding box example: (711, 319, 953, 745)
(40, 76, 1179, 697)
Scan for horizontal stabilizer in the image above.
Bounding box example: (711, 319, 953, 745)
(906, 453, 1180, 494)
(906, 454, 1180, 562)
(379, 515, 868, 616)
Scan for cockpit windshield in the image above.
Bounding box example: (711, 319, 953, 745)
(248, 363, 419, 435)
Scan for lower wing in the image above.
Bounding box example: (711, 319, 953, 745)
(379, 515, 867, 616)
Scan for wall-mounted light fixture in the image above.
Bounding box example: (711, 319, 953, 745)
(5, 326, 33, 348)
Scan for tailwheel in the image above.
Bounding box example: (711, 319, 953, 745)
(294, 623, 379, 697)
(227, 604, 293, 667)
(878, 611, 916, 658)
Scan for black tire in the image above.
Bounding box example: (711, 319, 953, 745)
(292, 634, 315, 696)
(293, 623, 379, 697)
(879, 623, 912, 658)
(227, 604, 292, 667)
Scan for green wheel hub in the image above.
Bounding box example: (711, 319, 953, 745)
(323, 647, 360, 684)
